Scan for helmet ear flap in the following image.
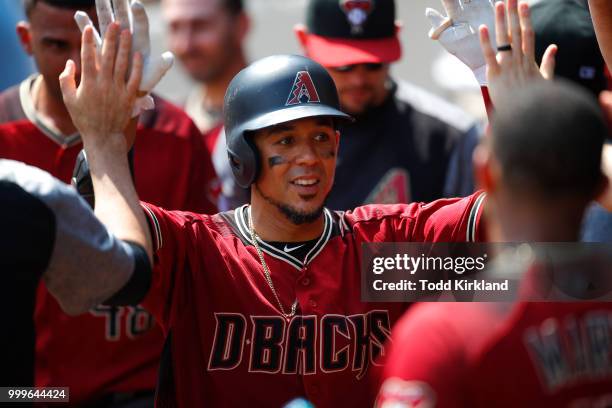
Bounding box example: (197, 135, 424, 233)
(227, 129, 261, 188)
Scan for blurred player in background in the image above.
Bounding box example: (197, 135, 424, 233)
(162, 0, 249, 136)
(378, 79, 612, 408)
(295, 0, 481, 209)
(0, 0, 216, 405)
(162, 0, 250, 210)
(378, 2, 612, 406)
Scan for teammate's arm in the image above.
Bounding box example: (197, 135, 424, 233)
(59, 24, 152, 262)
(589, 0, 612, 69)
(0, 160, 150, 315)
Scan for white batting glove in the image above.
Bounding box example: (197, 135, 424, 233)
(426, 0, 496, 86)
(74, 0, 174, 117)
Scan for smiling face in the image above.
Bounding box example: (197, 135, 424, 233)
(251, 116, 339, 225)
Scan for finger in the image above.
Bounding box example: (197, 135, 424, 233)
(140, 52, 174, 92)
(59, 59, 77, 103)
(440, 0, 461, 19)
(74, 11, 102, 49)
(114, 29, 132, 82)
(96, 0, 114, 39)
(507, 0, 522, 63)
(479, 25, 500, 76)
(426, 8, 452, 40)
(131, 0, 150, 56)
(101, 22, 120, 82)
(539, 44, 557, 80)
(112, 0, 131, 31)
(81, 26, 98, 85)
(127, 52, 144, 96)
(518, 2, 534, 62)
(494, 1, 510, 55)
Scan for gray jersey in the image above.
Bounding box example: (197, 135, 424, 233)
(0, 159, 134, 386)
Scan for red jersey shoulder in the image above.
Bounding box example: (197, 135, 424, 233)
(142, 202, 236, 252)
(339, 192, 486, 242)
(140, 94, 201, 140)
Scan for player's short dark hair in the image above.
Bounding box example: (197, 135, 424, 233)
(221, 0, 244, 16)
(491, 79, 607, 199)
(23, 0, 96, 18)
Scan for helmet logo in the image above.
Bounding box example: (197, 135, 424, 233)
(340, 0, 374, 34)
(286, 71, 321, 105)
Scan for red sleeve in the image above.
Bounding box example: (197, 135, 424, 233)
(401, 191, 486, 242)
(376, 304, 470, 408)
(140, 202, 200, 330)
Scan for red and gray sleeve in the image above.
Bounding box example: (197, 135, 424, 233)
(0, 159, 149, 314)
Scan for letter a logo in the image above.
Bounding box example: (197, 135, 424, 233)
(286, 71, 321, 106)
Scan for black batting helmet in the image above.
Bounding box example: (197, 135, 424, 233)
(223, 54, 351, 188)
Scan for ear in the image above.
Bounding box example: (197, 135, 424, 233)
(16, 21, 34, 55)
(472, 142, 497, 193)
(294, 24, 309, 52)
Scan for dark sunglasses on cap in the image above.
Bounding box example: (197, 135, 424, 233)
(331, 63, 385, 73)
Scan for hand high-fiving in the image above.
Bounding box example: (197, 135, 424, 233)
(426, 0, 496, 85)
(478, 0, 557, 106)
(74, 0, 174, 116)
(59, 23, 142, 152)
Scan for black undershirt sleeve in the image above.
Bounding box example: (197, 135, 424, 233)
(103, 242, 152, 306)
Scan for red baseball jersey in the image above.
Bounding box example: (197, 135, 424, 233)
(379, 286, 612, 405)
(0, 76, 218, 403)
(140, 191, 486, 407)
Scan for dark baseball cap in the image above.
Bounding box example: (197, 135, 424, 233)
(532, 0, 608, 97)
(299, 0, 401, 67)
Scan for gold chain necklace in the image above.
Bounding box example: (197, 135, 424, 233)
(248, 207, 298, 320)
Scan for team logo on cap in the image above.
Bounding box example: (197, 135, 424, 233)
(340, 0, 374, 34)
(286, 71, 321, 106)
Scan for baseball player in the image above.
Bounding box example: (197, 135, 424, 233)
(0, 159, 148, 388)
(295, 0, 481, 208)
(55, 1, 602, 407)
(376, 74, 612, 408)
(0, 0, 216, 405)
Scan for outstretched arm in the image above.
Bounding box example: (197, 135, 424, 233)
(60, 23, 152, 261)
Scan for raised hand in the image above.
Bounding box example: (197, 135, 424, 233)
(478, 0, 557, 106)
(426, 0, 496, 85)
(74, 0, 174, 116)
(59, 23, 143, 152)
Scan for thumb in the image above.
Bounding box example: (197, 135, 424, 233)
(426, 8, 448, 39)
(140, 52, 174, 92)
(59, 59, 77, 104)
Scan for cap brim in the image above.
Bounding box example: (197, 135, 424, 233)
(241, 104, 353, 134)
(303, 33, 401, 67)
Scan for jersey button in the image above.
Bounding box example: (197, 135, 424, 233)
(301, 278, 310, 286)
(309, 299, 317, 308)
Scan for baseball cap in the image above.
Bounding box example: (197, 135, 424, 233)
(531, 0, 608, 97)
(299, 0, 401, 67)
